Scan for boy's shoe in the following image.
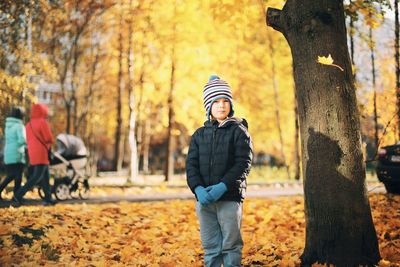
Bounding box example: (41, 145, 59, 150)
(42, 199, 57, 206)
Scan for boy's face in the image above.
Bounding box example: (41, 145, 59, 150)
(211, 98, 231, 122)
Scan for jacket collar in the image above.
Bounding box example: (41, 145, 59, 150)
(204, 117, 247, 129)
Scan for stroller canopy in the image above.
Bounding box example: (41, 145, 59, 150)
(56, 134, 87, 157)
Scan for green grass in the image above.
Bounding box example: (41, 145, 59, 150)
(247, 166, 295, 183)
(119, 166, 379, 186)
(247, 166, 379, 183)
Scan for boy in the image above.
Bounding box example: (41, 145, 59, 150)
(186, 75, 253, 267)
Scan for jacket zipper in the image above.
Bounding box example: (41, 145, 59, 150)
(209, 126, 217, 185)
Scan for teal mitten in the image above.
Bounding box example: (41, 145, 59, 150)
(206, 182, 227, 202)
(195, 186, 213, 206)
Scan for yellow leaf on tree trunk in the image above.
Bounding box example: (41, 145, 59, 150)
(317, 54, 334, 65)
(317, 54, 344, 71)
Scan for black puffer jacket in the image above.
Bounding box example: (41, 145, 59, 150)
(186, 117, 253, 202)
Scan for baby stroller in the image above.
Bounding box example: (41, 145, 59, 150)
(37, 134, 90, 201)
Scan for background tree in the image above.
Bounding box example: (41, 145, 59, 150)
(126, 0, 139, 182)
(395, 0, 400, 139)
(348, 0, 357, 69)
(114, 0, 125, 171)
(2, 0, 397, 181)
(268, 33, 290, 179)
(0, 1, 51, 128)
(164, 0, 177, 182)
(368, 10, 379, 154)
(267, 0, 380, 265)
(43, 1, 109, 134)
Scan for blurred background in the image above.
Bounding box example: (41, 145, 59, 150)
(0, 0, 397, 183)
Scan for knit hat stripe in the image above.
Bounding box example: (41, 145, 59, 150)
(203, 85, 231, 94)
(203, 93, 232, 108)
(203, 88, 232, 103)
(203, 82, 231, 92)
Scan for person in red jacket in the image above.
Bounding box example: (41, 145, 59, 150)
(14, 103, 56, 206)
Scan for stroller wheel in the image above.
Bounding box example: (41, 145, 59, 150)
(54, 182, 70, 201)
(38, 187, 46, 200)
(79, 187, 90, 200)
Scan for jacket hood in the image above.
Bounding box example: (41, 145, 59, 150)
(204, 117, 248, 129)
(31, 103, 48, 119)
(5, 117, 23, 128)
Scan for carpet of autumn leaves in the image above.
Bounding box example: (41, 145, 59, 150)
(0, 194, 399, 267)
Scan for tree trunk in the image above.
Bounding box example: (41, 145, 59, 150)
(135, 72, 145, 170)
(72, 95, 78, 136)
(71, 37, 79, 136)
(127, 0, 138, 182)
(142, 110, 151, 174)
(76, 39, 100, 133)
(165, 2, 177, 182)
(369, 25, 379, 153)
(65, 100, 72, 134)
(86, 115, 97, 177)
(294, 88, 301, 180)
(268, 33, 290, 179)
(348, 0, 354, 64)
(266, 1, 380, 265)
(395, 0, 400, 141)
(165, 57, 175, 182)
(114, 4, 124, 171)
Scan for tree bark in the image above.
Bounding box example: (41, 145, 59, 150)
(142, 110, 151, 174)
(65, 100, 72, 134)
(395, 0, 400, 141)
(114, 3, 124, 171)
(294, 88, 301, 180)
(266, 1, 380, 265)
(135, 71, 145, 171)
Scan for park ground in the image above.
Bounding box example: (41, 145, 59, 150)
(0, 174, 399, 267)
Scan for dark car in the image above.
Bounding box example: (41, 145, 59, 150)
(376, 144, 400, 194)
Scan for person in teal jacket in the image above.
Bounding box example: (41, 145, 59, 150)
(0, 106, 26, 200)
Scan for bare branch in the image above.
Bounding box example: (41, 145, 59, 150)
(266, 8, 284, 33)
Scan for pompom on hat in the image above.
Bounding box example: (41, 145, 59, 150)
(203, 75, 234, 119)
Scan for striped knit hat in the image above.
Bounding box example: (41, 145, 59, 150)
(203, 75, 234, 119)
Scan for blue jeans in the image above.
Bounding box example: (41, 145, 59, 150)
(196, 201, 243, 267)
